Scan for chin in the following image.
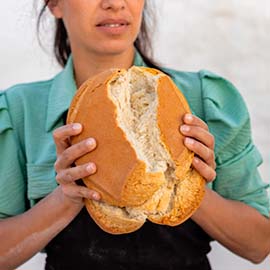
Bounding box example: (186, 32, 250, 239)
(93, 41, 134, 56)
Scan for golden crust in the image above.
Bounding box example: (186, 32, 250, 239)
(156, 74, 193, 176)
(85, 199, 145, 235)
(121, 164, 166, 207)
(135, 67, 194, 179)
(67, 68, 165, 207)
(148, 169, 205, 225)
(67, 66, 205, 234)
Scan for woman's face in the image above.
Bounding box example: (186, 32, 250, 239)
(50, 0, 145, 56)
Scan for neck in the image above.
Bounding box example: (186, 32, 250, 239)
(72, 47, 135, 87)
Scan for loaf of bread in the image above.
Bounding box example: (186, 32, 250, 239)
(67, 66, 205, 234)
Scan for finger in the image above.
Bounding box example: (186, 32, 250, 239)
(184, 137, 216, 169)
(180, 125, 215, 149)
(56, 162, 96, 184)
(53, 123, 82, 155)
(183, 114, 208, 131)
(62, 184, 100, 201)
(192, 156, 216, 182)
(54, 138, 97, 171)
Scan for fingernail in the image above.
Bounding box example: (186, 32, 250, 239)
(86, 138, 96, 147)
(185, 114, 193, 122)
(72, 123, 81, 130)
(86, 163, 96, 173)
(185, 137, 194, 145)
(92, 192, 100, 200)
(193, 156, 199, 163)
(180, 125, 190, 132)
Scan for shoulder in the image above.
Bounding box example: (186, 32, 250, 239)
(1, 78, 54, 121)
(197, 70, 250, 129)
(163, 67, 248, 112)
(198, 70, 246, 107)
(197, 70, 252, 162)
(161, 66, 251, 150)
(161, 66, 201, 92)
(0, 78, 55, 140)
(0, 79, 54, 218)
(2, 79, 53, 105)
(164, 67, 244, 101)
(161, 67, 248, 121)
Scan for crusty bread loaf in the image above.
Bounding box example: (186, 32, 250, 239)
(67, 66, 205, 234)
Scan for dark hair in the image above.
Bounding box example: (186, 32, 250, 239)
(37, 1, 161, 69)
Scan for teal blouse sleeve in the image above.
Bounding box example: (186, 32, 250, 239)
(0, 92, 27, 218)
(200, 70, 270, 217)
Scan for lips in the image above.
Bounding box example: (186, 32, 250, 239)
(96, 19, 130, 35)
(96, 19, 130, 27)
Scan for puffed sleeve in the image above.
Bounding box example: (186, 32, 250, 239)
(200, 70, 270, 217)
(0, 92, 27, 218)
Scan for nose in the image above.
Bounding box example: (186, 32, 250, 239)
(101, 0, 126, 11)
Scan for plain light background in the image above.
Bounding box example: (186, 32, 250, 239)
(0, 1, 269, 270)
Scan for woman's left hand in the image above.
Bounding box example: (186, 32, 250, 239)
(180, 114, 216, 182)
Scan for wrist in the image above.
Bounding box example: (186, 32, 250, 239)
(191, 187, 213, 222)
(52, 186, 84, 216)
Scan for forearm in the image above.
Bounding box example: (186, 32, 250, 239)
(0, 186, 83, 270)
(192, 187, 270, 263)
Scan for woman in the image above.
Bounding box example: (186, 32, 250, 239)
(0, 1, 269, 269)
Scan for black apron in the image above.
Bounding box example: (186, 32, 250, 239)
(44, 110, 212, 270)
(45, 207, 212, 270)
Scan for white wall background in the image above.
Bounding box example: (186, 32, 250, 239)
(0, 1, 269, 269)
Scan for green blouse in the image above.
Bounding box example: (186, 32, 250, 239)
(0, 53, 269, 218)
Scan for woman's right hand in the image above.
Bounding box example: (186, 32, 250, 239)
(53, 123, 100, 206)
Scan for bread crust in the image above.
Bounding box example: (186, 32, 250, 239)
(140, 68, 194, 178)
(67, 66, 205, 234)
(84, 199, 145, 235)
(67, 69, 164, 207)
(148, 169, 205, 225)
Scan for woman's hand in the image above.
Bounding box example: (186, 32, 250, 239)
(180, 114, 216, 182)
(53, 123, 100, 205)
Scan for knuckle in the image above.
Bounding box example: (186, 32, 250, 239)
(53, 129, 61, 141)
(204, 147, 211, 161)
(61, 150, 72, 164)
(72, 166, 85, 180)
(78, 187, 88, 198)
(56, 170, 73, 184)
(55, 172, 60, 181)
(54, 160, 60, 172)
(207, 170, 216, 182)
(209, 135, 215, 148)
(55, 172, 63, 183)
(209, 150, 215, 162)
(77, 141, 87, 152)
(205, 148, 214, 163)
(65, 172, 73, 182)
(201, 122, 208, 131)
(75, 139, 95, 156)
